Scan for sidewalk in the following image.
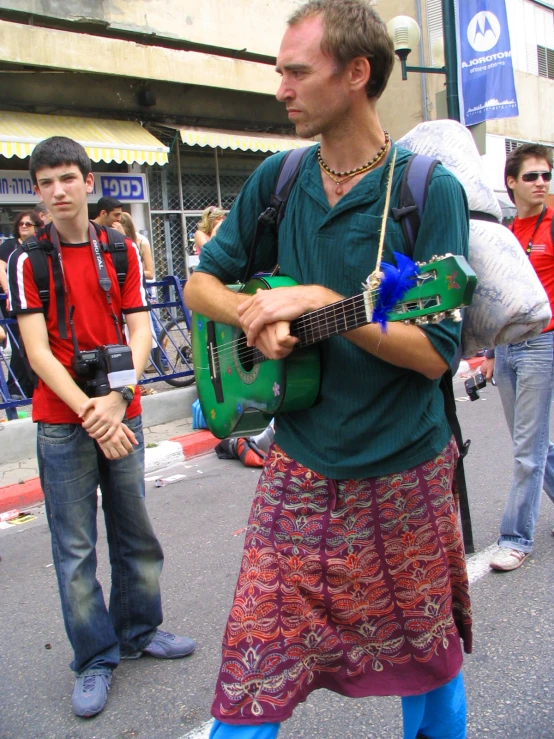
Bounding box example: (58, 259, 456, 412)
(0, 356, 485, 515)
(0, 415, 220, 514)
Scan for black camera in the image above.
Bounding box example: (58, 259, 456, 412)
(72, 345, 134, 398)
(465, 372, 487, 401)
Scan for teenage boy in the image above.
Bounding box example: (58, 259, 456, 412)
(93, 195, 123, 227)
(7, 137, 195, 719)
(482, 143, 554, 571)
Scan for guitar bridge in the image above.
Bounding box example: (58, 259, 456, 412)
(207, 321, 224, 403)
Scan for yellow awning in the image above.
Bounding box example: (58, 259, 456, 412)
(0, 112, 169, 165)
(174, 125, 316, 153)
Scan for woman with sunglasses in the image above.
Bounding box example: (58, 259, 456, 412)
(0, 210, 40, 399)
(482, 143, 554, 573)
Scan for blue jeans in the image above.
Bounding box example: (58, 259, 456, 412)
(38, 415, 164, 675)
(209, 673, 466, 739)
(494, 332, 554, 552)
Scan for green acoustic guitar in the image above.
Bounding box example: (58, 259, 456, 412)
(192, 254, 476, 439)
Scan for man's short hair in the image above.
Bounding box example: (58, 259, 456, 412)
(97, 196, 122, 216)
(288, 0, 394, 100)
(33, 202, 49, 216)
(504, 143, 554, 203)
(29, 136, 91, 186)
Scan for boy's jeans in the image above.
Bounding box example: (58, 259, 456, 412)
(38, 415, 164, 675)
(494, 332, 554, 552)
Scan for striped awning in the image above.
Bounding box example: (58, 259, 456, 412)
(174, 125, 316, 153)
(0, 112, 169, 165)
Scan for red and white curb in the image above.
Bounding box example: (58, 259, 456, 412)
(0, 430, 219, 515)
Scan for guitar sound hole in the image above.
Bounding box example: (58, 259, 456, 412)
(241, 345, 255, 372)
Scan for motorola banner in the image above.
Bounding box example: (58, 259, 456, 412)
(456, 0, 519, 126)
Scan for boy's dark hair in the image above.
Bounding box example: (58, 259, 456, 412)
(504, 143, 553, 203)
(29, 136, 92, 186)
(97, 196, 122, 216)
(288, 0, 394, 100)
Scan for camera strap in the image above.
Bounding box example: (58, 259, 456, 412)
(88, 224, 125, 344)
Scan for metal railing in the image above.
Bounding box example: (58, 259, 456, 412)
(0, 275, 195, 420)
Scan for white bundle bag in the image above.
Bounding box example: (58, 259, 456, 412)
(398, 120, 551, 357)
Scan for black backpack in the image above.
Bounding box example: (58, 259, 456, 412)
(247, 147, 476, 553)
(20, 221, 129, 339)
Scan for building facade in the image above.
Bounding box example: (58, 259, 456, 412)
(0, 0, 426, 278)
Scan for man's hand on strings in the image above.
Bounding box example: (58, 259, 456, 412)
(237, 285, 339, 349)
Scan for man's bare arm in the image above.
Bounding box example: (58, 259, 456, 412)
(237, 284, 448, 380)
(18, 312, 91, 413)
(184, 271, 250, 328)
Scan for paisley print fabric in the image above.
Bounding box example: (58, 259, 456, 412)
(212, 438, 472, 725)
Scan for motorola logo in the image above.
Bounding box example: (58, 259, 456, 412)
(467, 11, 501, 53)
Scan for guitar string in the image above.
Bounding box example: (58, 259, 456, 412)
(200, 286, 385, 361)
(198, 271, 436, 359)
(199, 282, 441, 369)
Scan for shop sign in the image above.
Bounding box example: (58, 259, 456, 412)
(0, 171, 148, 204)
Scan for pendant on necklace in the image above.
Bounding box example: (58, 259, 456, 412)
(335, 184, 343, 195)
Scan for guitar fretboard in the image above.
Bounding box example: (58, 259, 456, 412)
(250, 292, 370, 364)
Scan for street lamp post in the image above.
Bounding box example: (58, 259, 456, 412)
(387, 0, 460, 122)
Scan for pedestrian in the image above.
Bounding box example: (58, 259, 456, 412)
(93, 195, 123, 227)
(7, 136, 195, 719)
(482, 143, 554, 572)
(0, 210, 41, 398)
(118, 211, 155, 280)
(184, 2, 471, 738)
(33, 201, 52, 226)
(194, 206, 226, 254)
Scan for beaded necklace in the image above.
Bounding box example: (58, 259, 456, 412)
(317, 131, 390, 195)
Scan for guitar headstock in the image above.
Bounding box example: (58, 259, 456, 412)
(387, 254, 476, 325)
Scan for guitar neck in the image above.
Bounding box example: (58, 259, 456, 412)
(251, 293, 368, 364)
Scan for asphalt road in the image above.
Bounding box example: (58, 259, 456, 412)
(1, 374, 553, 739)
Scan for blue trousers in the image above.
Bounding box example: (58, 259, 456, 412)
(494, 333, 554, 551)
(38, 415, 164, 675)
(209, 672, 466, 739)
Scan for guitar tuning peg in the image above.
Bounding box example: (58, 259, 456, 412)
(447, 309, 462, 323)
(430, 312, 446, 324)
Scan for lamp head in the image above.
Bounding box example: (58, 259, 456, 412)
(386, 15, 421, 60)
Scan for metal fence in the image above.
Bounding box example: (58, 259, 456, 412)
(0, 275, 195, 420)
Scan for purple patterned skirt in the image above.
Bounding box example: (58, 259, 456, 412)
(212, 438, 472, 725)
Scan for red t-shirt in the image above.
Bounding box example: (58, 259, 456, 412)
(7, 224, 149, 423)
(511, 207, 554, 334)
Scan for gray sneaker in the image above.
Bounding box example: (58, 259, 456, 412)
(72, 672, 112, 718)
(489, 547, 530, 572)
(121, 630, 196, 660)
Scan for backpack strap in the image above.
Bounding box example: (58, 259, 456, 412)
(242, 147, 309, 284)
(391, 153, 439, 258)
(391, 153, 475, 553)
(19, 233, 68, 339)
(94, 223, 128, 288)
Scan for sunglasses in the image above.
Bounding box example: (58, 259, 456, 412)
(20, 221, 36, 228)
(521, 171, 552, 182)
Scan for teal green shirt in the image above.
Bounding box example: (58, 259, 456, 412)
(197, 144, 469, 478)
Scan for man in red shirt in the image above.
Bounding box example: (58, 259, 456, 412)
(7, 137, 195, 718)
(482, 143, 554, 571)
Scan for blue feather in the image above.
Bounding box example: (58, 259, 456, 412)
(372, 251, 420, 329)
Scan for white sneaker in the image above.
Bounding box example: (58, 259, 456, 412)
(490, 547, 530, 572)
